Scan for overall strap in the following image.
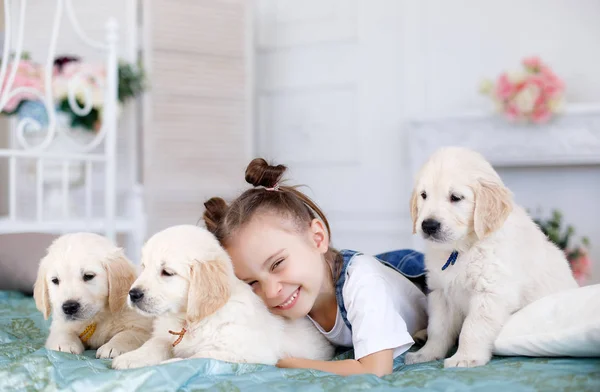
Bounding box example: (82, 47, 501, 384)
(335, 249, 361, 332)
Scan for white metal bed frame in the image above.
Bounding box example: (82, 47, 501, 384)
(0, 0, 145, 263)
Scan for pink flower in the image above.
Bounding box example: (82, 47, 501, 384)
(540, 67, 564, 98)
(568, 252, 592, 286)
(495, 73, 516, 100)
(522, 56, 543, 72)
(503, 102, 520, 121)
(483, 56, 565, 124)
(531, 104, 552, 123)
(0, 60, 45, 113)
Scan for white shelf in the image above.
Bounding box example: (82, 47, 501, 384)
(407, 107, 600, 170)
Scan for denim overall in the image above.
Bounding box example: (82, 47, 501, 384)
(335, 249, 427, 332)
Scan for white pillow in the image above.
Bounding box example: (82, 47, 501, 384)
(493, 284, 600, 357)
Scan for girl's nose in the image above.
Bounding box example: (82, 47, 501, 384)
(263, 278, 282, 299)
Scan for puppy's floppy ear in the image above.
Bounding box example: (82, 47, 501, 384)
(410, 188, 419, 234)
(473, 179, 513, 239)
(104, 251, 137, 313)
(186, 258, 231, 324)
(33, 258, 51, 320)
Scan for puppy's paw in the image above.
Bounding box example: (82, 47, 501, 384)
(46, 338, 84, 355)
(97, 339, 137, 359)
(112, 350, 162, 370)
(443, 353, 491, 368)
(404, 349, 444, 365)
(111, 349, 168, 369)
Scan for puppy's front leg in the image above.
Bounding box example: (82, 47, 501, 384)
(405, 290, 461, 365)
(444, 293, 508, 368)
(97, 329, 152, 359)
(111, 337, 173, 369)
(45, 327, 84, 355)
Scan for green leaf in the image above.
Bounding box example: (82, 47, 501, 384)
(582, 237, 590, 248)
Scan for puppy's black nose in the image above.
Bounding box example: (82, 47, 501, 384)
(62, 300, 80, 315)
(129, 288, 144, 303)
(422, 219, 441, 235)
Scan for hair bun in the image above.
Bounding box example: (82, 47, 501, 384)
(203, 197, 228, 234)
(245, 158, 287, 188)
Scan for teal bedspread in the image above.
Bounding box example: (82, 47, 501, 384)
(1, 291, 599, 391)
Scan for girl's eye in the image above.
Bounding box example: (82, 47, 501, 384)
(271, 259, 284, 272)
(161, 269, 175, 277)
(248, 280, 258, 287)
(51, 277, 59, 285)
(83, 273, 96, 282)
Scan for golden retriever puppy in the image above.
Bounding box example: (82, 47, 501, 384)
(405, 147, 578, 368)
(112, 225, 334, 369)
(34, 233, 153, 358)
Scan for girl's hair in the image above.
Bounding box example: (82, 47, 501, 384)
(203, 158, 342, 280)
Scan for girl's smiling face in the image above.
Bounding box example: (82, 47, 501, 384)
(226, 212, 330, 320)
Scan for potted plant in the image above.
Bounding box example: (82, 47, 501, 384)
(0, 52, 146, 218)
(533, 209, 592, 286)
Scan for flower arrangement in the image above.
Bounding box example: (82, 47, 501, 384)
(480, 56, 565, 124)
(533, 209, 592, 285)
(0, 53, 145, 132)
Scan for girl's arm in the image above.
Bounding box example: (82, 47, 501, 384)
(277, 348, 393, 377)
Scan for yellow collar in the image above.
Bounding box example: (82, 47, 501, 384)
(79, 323, 97, 344)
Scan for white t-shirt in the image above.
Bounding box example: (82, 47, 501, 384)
(308, 254, 428, 360)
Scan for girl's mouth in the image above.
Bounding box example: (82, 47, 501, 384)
(276, 288, 300, 310)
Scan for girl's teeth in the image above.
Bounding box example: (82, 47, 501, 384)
(280, 291, 298, 307)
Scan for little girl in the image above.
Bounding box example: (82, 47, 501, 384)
(202, 158, 428, 377)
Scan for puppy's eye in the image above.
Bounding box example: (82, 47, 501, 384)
(83, 273, 96, 282)
(51, 277, 59, 285)
(161, 269, 175, 277)
(450, 194, 463, 203)
(420, 191, 427, 200)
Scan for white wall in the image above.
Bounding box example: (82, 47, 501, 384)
(404, 0, 600, 117)
(255, 0, 600, 283)
(256, 0, 413, 254)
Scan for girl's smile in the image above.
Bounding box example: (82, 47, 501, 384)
(276, 287, 300, 310)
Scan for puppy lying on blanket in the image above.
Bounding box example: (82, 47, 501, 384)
(112, 225, 334, 369)
(34, 233, 153, 358)
(405, 147, 578, 368)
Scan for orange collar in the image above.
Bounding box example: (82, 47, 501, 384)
(79, 323, 97, 344)
(168, 326, 187, 347)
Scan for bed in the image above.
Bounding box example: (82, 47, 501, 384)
(1, 291, 599, 391)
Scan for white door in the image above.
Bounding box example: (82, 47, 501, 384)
(144, 0, 253, 235)
(255, 0, 414, 254)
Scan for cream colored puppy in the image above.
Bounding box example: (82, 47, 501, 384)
(112, 225, 334, 369)
(404, 147, 578, 368)
(34, 233, 153, 358)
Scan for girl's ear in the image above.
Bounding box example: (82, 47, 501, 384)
(309, 218, 329, 253)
